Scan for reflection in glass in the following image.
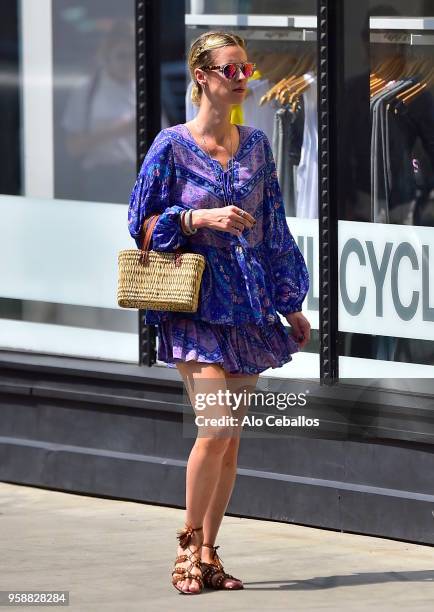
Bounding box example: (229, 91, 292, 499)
(340, 2, 434, 372)
(370, 37, 434, 226)
(55, 8, 136, 203)
(344, 4, 434, 228)
(0, 0, 139, 363)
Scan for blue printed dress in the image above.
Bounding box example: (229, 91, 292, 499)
(127, 123, 310, 374)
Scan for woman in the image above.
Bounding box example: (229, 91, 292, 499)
(127, 31, 311, 595)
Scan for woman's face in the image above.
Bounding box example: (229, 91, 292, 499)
(195, 44, 250, 107)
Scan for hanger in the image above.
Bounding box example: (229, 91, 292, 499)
(260, 51, 316, 106)
(370, 55, 404, 97)
(279, 72, 316, 108)
(400, 66, 434, 105)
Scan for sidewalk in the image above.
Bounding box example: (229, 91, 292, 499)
(1, 482, 433, 611)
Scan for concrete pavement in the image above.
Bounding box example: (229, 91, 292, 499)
(1, 482, 433, 611)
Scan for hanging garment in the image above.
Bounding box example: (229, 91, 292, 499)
(370, 76, 434, 224)
(272, 103, 304, 217)
(185, 80, 197, 121)
(386, 81, 434, 221)
(230, 68, 265, 126)
(296, 74, 318, 218)
(370, 79, 412, 222)
(242, 77, 277, 144)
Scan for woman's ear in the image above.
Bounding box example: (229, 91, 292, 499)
(194, 67, 207, 88)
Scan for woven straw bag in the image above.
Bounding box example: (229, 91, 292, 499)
(117, 213, 206, 312)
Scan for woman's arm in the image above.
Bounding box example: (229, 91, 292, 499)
(128, 130, 190, 250)
(262, 134, 310, 316)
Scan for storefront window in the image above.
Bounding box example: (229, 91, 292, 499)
(339, 0, 434, 377)
(0, 0, 139, 362)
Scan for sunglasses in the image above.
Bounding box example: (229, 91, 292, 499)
(202, 62, 256, 80)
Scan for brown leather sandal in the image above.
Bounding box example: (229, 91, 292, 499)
(171, 524, 204, 595)
(200, 543, 244, 590)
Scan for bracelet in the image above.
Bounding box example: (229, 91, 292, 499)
(187, 209, 198, 234)
(180, 210, 193, 235)
(181, 209, 197, 235)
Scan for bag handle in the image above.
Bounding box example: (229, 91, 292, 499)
(139, 213, 183, 266)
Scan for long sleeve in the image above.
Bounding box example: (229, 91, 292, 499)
(262, 134, 310, 315)
(127, 129, 189, 250)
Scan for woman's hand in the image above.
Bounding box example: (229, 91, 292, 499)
(191, 206, 255, 237)
(285, 311, 311, 349)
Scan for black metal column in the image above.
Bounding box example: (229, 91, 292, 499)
(135, 0, 161, 366)
(317, 0, 341, 384)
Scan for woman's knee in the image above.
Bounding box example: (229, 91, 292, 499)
(195, 435, 232, 457)
(222, 436, 240, 463)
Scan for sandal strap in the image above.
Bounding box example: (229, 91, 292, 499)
(172, 572, 204, 589)
(172, 557, 203, 586)
(172, 562, 202, 574)
(176, 525, 203, 562)
(202, 543, 224, 569)
(201, 563, 242, 589)
(174, 545, 203, 571)
(201, 545, 242, 589)
(172, 524, 204, 592)
(176, 524, 203, 549)
(201, 564, 227, 589)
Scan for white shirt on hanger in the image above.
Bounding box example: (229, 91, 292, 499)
(296, 73, 318, 219)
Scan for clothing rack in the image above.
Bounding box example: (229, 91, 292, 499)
(185, 14, 434, 45)
(222, 29, 316, 42)
(370, 33, 434, 45)
(185, 14, 317, 29)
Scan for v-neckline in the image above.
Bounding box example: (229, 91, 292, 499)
(182, 123, 243, 173)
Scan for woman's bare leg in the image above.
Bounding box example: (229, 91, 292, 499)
(200, 371, 259, 586)
(202, 373, 259, 589)
(174, 361, 234, 593)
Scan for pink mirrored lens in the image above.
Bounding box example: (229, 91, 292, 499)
(223, 64, 238, 79)
(222, 63, 255, 79)
(243, 63, 255, 78)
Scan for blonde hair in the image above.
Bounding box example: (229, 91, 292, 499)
(188, 31, 247, 106)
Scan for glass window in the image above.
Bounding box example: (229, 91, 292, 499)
(0, 0, 139, 363)
(339, 0, 434, 377)
(53, 3, 136, 204)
